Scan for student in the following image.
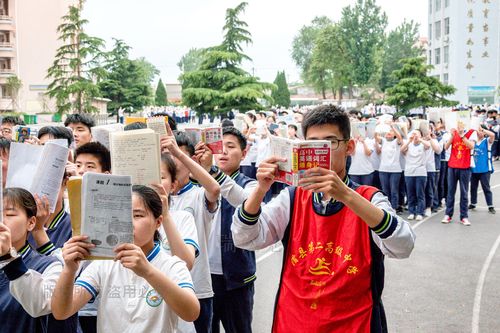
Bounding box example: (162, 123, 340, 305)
(348, 135, 375, 186)
(231, 105, 415, 333)
(287, 124, 299, 140)
(37, 126, 74, 147)
(469, 126, 496, 214)
(401, 130, 430, 221)
(161, 128, 220, 333)
(376, 126, 403, 210)
(240, 113, 258, 180)
(51, 185, 199, 332)
(0, 188, 77, 333)
(195, 127, 258, 333)
(0, 116, 24, 140)
(423, 125, 443, 217)
(0, 137, 11, 187)
(442, 123, 477, 225)
(64, 114, 95, 147)
(73, 142, 111, 176)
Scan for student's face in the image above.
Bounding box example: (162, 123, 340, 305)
(0, 123, 13, 140)
(160, 163, 178, 194)
(2, 201, 35, 249)
(75, 153, 106, 176)
(305, 124, 354, 178)
(1, 149, 8, 188)
(287, 127, 296, 138)
(132, 195, 161, 248)
(294, 113, 304, 123)
(174, 146, 192, 184)
(68, 122, 92, 147)
(215, 134, 246, 174)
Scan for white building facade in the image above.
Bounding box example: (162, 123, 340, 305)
(428, 0, 500, 105)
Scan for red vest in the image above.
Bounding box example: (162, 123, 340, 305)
(448, 130, 474, 169)
(273, 186, 378, 333)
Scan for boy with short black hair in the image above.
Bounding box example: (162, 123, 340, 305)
(37, 126, 74, 147)
(232, 105, 415, 333)
(64, 114, 95, 147)
(74, 142, 111, 175)
(0, 116, 24, 140)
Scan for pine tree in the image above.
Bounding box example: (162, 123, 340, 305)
(272, 71, 291, 107)
(46, 0, 105, 114)
(155, 78, 168, 106)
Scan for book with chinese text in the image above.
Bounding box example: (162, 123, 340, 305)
(184, 126, 223, 154)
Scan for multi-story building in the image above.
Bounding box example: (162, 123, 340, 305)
(0, 0, 74, 113)
(428, 0, 500, 105)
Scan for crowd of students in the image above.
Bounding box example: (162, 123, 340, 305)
(0, 103, 495, 332)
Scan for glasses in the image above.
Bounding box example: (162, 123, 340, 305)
(329, 138, 350, 150)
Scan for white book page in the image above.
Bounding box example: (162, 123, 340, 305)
(270, 135, 293, 172)
(146, 117, 168, 136)
(82, 173, 133, 258)
(31, 142, 69, 212)
(5, 143, 43, 190)
(92, 123, 124, 149)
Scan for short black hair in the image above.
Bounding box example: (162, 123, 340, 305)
(4, 187, 37, 218)
(246, 112, 256, 123)
(75, 142, 111, 172)
(153, 112, 177, 131)
(175, 131, 195, 156)
(124, 122, 147, 131)
(160, 153, 177, 183)
(0, 137, 11, 153)
(223, 126, 247, 151)
(1, 116, 24, 126)
(64, 113, 95, 129)
(302, 105, 350, 139)
(221, 118, 234, 128)
(288, 124, 298, 131)
(38, 126, 74, 147)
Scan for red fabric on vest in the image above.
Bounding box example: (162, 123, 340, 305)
(448, 130, 474, 169)
(273, 186, 378, 333)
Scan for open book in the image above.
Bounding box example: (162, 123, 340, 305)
(110, 129, 161, 185)
(146, 116, 168, 135)
(6, 142, 69, 212)
(184, 126, 223, 154)
(91, 123, 124, 149)
(67, 173, 133, 259)
(270, 136, 331, 186)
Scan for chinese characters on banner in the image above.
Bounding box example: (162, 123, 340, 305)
(466, 0, 492, 71)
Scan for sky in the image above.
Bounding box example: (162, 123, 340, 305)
(83, 0, 428, 84)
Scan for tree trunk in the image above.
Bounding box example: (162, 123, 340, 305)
(338, 88, 343, 102)
(348, 85, 353, 99)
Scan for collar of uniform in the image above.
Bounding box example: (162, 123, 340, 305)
(146, 242, 161, 262)
(19, 243, 31, 259)
(48, 205, 66, 230)
(230, 170, 240, 179)
(176, 181, 194, 196)
(312, 176, 352, 215)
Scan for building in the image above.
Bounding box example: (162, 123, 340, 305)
(165, 83, 182, 102)
(0, 0, 75, 113)
(428, 0, 500, 105)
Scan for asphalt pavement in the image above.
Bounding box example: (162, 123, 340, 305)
(252, 162, 500, 333)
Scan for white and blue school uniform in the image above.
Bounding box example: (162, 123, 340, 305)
(159, 210, 200, 258)
(404, 142, 428, 216)
(28, 206, 72, 256)
(471, 138, 495, 207)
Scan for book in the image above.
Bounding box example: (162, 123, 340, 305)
(350, 121, 367, 139)
(392, 122, 408, 139)
(184, 126, 223, 154)
(109, 129, 162, 185)
(445, 110, 471, 131)
(146, 116, 168, 136)
(68, 173, 133, 259)
(91, 123, 124, 149)
(270, 136, 331, 186)
(366, 119, 377, 139)
(13, 126, 33, 143)
(124, 116, 147, 125)
(6, 142, 69, 212)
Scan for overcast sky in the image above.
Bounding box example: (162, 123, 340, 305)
(83, 0, 427, 84)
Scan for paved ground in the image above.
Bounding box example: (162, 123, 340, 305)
(252, 162, 500, 333)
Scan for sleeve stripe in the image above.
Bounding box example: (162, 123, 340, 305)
(238, 202, 261, 225)
(215, 171, 226, 185)
(178, 282, 195, 291)
(373, 211, 390, 234)
(38, 242, 56, 255)
(371, 210, 398, 239)
(184, 239, 200, 257)
(75, 280, 98, 300)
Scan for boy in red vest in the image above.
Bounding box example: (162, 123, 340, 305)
(441, 121, 477, 225)
(231, 105, 415, 333)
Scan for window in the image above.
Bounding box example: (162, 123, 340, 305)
(444, 46, 449, 63)
(435, 21, 441, 39)
(444, 18, 450, 35)
(429, 24, 432, 40)
(429, 50, 432, 65)
(435, 0, 441, 11)
(1, 85, 11, 98)
(445, 0, 450, 7)
(435, 48, 441, 65)
(443, 73, 449, 85)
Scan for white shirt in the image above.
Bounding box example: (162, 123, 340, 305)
(379, 138, 402, 173)
(441, 132, 452, 161)
(255, 137, 271, 167)
(241, 134, 258, 166)
(159, 210, 200, 257)
(404, 142, 427, 177)
(425, 139, 443, 172)
(368, 138, 381, 171)
(75, 245, 194, 333)
(349, 140, 375, 175)
(170, 184, 215, 299)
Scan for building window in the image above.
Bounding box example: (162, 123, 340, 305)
(429, 50, 432, 65)
(443, 73, 449, 85)
(435, 48, 441, 65)
(0, 85, 11, 98)
(444, 18, 450, 35)
(435, 0, 441, 11)
(445, 0, 450, 7)
(435, 21, 441, 39)
(444, 46, 449, 63)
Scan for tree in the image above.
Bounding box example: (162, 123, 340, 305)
(272, 71, 291, 107)
(381, 20, 422, 91)
(338, 0, 388, 88)
(181, 2, 274, 117)
(155, 78, 168, 106)
(46, 0, 105, 114)
(385, 57, 457, 112)
(98, 39, 159, 112)
(177, 48, 207, 75)
(6, 76, 22, 112)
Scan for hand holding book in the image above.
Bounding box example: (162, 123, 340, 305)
(160, 123, 183, 158)
(299, 168, 351, 203)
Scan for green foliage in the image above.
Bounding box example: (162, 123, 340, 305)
(155, 78, 168, 106)
(6, 76, 22, 112)
(177, 48, 207, 76)
(385, 57, 457, 112)
(181, 2, 274, 116)
(380, 20, 422, 91)
(46, 2, 105, 114)
(272, 71, 291, 107)
(98, 39, 159, 112)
